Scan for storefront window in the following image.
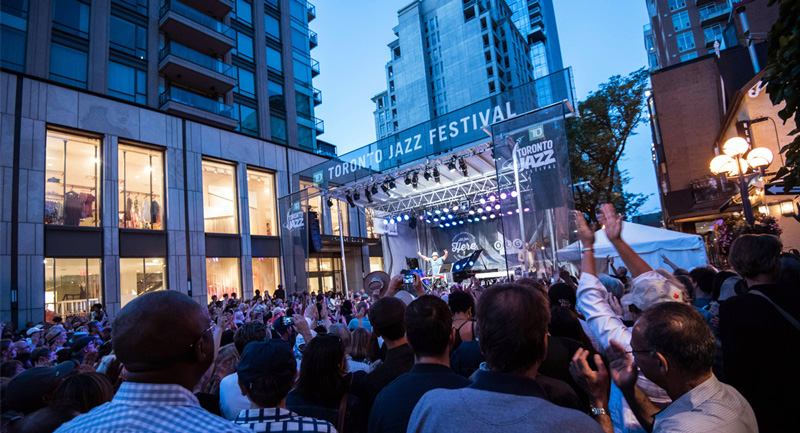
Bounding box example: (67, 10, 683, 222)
(369, 257, 384, 273)
(202, 160, 238, 234)
(299, 180, 321, 214)
(44, 258, 102, 317)
(206, 257, 240, 301)
(252, 257, 280, 296)
(120, 258, 165, 307)
(118, 144, 164, 230)
(247, 170, 277, 236)
(330, 198, 349, 236)
(45, 130, 101, 227)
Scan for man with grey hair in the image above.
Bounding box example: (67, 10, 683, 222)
(574, 204, 687, 433)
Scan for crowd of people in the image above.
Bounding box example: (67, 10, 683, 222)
(1, 203, 798, 432)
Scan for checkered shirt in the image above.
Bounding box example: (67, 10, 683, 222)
(53, 382, 251, 433)
(234, 408, 337, 433)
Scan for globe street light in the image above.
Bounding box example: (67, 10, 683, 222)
(709, 136, 773, 225)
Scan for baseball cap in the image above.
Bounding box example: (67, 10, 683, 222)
(6, 362, 77, 414)
(431, 251, 439, 257)
(26, 326, 43, 336)
(237, 339, 296, 389)
(69, 336, 97, 354)
(548, 283, 576, 309)
(621, 271, 685, 310)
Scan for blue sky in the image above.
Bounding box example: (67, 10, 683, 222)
(311, 0, 660, 215)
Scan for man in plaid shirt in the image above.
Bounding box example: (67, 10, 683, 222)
(233, 339, 336, 433)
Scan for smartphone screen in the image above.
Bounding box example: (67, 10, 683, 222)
(403, 275, 414, 284)
(282, 316, 293, 326)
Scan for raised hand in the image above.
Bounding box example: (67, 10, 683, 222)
(606, 340, 639, 393)
(600, 203, 623, 242)
(572, 210, 595, 247)
(412, 273, 426, 297)
(569, 348, 610, 405)
(385, 275, 403, 299)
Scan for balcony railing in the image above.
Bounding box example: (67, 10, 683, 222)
(704, 32, 723, 46)
(314, 117, 324, 134)
(159, 87, 233, 118)
(312, 87, 322, 105)
(699, 4, 732, 23)
(310, 58, 320, 76)
(309, 29, 318, 48)
(307, 1, 316, 21)
(160, 0, 235, 39)
(159, 42, 235, 78)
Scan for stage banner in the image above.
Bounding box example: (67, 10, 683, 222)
(278, 190, 310, 295)
(490, 104, 576, 279)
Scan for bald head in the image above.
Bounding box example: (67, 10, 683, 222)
(113, 291, 208, 371)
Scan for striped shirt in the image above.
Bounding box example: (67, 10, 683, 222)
(53, 382, 250, 433)
(653, 375, 758, 433)
(234, 408, 337, 433)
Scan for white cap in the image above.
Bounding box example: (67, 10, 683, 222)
(620, 271, 685, 310)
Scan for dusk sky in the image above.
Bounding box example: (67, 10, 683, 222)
(312, 0, 660, 215)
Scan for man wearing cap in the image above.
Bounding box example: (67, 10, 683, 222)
(574, 204, 685, 432)
(54, 290, 249, 433)
(418, 250, 448, 287)
(4, 361, 77, 415)
(69, 336, 99, 365)
(233, 339, 335, 432)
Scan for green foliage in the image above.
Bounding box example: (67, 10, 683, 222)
(764, 0, 800, 190)
(567, 68, 651, 222)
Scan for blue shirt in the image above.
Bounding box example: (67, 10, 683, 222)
(430, 257, 444, 275)
(54, 382, 249, 433)
(347, 317, 372, 332)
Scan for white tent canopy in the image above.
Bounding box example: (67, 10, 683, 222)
(557, 222, 708, 271)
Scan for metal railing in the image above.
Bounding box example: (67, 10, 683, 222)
(159, 41, 235, 78)
(160, 0, 235, 39)
(309, 29, 318, 48)
(314, 117, 324, 134)
(699, 3, 732, 22)
(307, 1, 316, 20)
(312, 87, 322, 104)
(310, 58, 320, 76)
(159, 86, 234, 118)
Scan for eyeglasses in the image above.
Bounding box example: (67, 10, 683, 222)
(625, 349, 655, 356)
(189, 324, 215, 350)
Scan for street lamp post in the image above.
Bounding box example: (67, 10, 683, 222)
(709, 137, 774, 225)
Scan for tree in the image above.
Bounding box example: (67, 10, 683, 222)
(764, 0, 800, 190)
(567, 67, 650, 223)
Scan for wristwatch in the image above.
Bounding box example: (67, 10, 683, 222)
(589, 407, 608, 417)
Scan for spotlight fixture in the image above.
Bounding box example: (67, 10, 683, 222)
(432, 166, 441, 183)
(403, 214, 410, 221)
(447, 214, 454, 220)
(425, 219, 432, 223)
(507, 211, 513, 215)
(383, 218, 389, 225)
(365, 188, 373, 203)
(489, 213, 496, 219)
(459, 158, 468, 177)
(458, 220, 464, 225)
(409, 218, 417, 229)
(481, 216, 487, 220)
(412, 172, 419, 190)
(434, 209, 442, 214)
(511, 191, 518, 198)
(371, 185, 379, 194)
(447, 159, 457, 172)
(500, 192, 508, 200)
(479, 198, 486, 204)
(389, 180, 397, 189)
(326, 198, 334, 207)
(381, 183, 390, 194)
(423, 170, 432, 181)
(489, 195, 496, 202)
(523, 207, 530, 212)
(468, 209, 475, 215)
(426, 210, 433, 216)
(404, 174, 412, 186)
(346, 194, 356, 208)
(485, 206, 492, 212)
(433, 217, 440, 222)
(477, 208, 484, 214)
(494, 204, 501, 210)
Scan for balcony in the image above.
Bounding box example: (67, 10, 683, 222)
(309, 29, 318, 49)
(528, 5, 542, 19)
(158, 42, 236, 93)
(314, 117, 324, 135)
(699, 4, 732, 25)
(528, 25, 545, 43)
(312, 87, 322, 106)
(178, 0, 232, 20)
(307, 1, 316, 22)
(310, 58, 320, 77)
(695, 0, 716, 5)
(159, 0, 235, 56)
(159, 87, 237, 129)
(704, 32, 723, 47)
(530, 15, 543, 26)
(315, 141, 337, 158)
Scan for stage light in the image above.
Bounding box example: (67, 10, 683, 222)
(468, 261, 474, 266)
(477, 208, 483, 214)
(447, 214, 454, 220)
(389, 217, 396, 224)
(365, 189, 373, 203)
(426, 219, 432, 224)
(424, 170, 431, 181)
(404, 174, 412, 186)
(327, 198, 334, 207)
(444, 222, 450, 227)
(412, 172, 419, 190)
(353, 191, 360, 201)
(389, 180, 397, 189)
(419, 215, 424, 220)
(426, 210, 432, 216)
(489, 195, 496, 202)
(383, 218, 389, 225)
(489, 213, 496, 219)
(467, 218, 472, 223)
(432, 166, 440, 183)
(469, 209, 475, 215)
(507, 211, 513, 215)
(381, 183, 390, 195)
(523, 207, 530, 212)
(433, 217, 440, 222)
(447, 159, 457, 172)
(455, 264, 462, 270)
(511, 191, 518, 198)
(371, 185, 379, 194)
(403, 214, 410, 220)
(494, 204, 501, 210)
(442, 207, 449, 212)
(485, 206, 492, 212)
(474, 217, 480, 222)
(515, 209, 520, 213)
(458, 220, 464, 225)
(346, 194, 356, 208)
(409, 218, 417, 229)
(479, 197, 486, 204)
(481, 216, 487, 220)
(500, 192, 507, 200)
(435, 209, 441, 214)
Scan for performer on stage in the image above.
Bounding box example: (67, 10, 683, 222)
(418, 250, 448, 285)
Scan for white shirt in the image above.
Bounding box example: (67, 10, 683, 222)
(219, 373, 251, 421)
(653, 375, 757, 433)
(576, 272, 672, 433)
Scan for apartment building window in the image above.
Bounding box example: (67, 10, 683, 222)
(50, 43, 88, 88)
(290, 0, 307, 24)
(268, 80, 284, 110)
(110, 15, 147, 59)
(234, 66, 256, 98)
(649, 52, 659, 69)
(45, 130, 100, 227)
(108, 61, 147, 104)
(233, 0, 253, 26)
(202, 160, 238, 234)
(252, 258, 280, 296)
(296, 92, 311, 119)
(120, 258, 165, 307)
(680, 51, 698, 61)
(265, 13, 280, 41)
(0, 0, 28, 72)
(247, 170, 277, 236)
(45, 258, 102, 316)
(270, 115, 287, 143)
(118, 144, 164, 229)
(298, 126, 314, 149)
(531, 42, 548, 79)
(704, 23, 723, 44)
(668, 0, 686, 12)
(113, 0, 148, 16)
(234, 103, 259, 136)
(672, 10, 690, 32)
(235, 32, 254, 60)
(206, 257, 240, 301)
(675, 31, 695, 52)
(266, 46, 282, 73)
(52, 0, 89, 38)
(265, 0, 279, 11)
(293, 57, 311, 85)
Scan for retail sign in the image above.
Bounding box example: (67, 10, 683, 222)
(528, 125, 544, 140)
(313, 170, 323, 185)
(284, 201, 304, 232)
